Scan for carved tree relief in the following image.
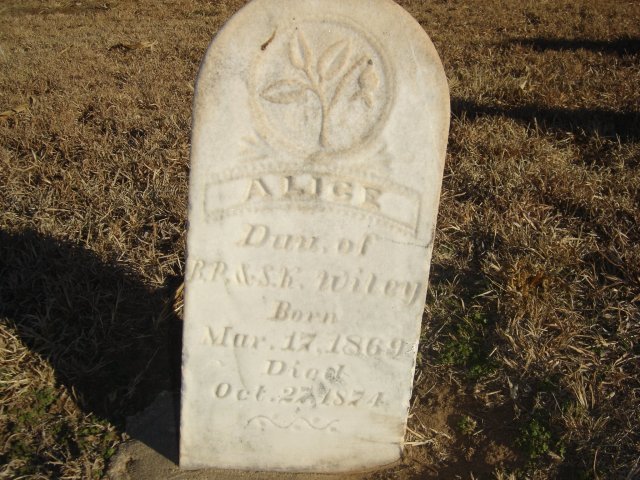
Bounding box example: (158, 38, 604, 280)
(256, 23, 390, 153)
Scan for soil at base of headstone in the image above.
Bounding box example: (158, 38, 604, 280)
(106, 385, 522, 480)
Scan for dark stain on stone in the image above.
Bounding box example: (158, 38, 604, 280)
(261, 29, 277, 51)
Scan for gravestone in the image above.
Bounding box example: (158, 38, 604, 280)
(181, 0, 449, 472)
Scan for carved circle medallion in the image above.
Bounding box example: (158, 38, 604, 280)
(250, 19, 394, 159)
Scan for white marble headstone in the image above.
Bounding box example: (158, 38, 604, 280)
(180, 0, 449, 472)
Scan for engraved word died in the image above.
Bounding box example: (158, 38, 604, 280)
(181, 0, 450, 474)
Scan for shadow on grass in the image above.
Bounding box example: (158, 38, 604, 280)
(510, 37, 640, 55)
(452, 98, 640, 143)
(0, 228, 182, 462)
(411, 230, 527, 476)
(422, 235, 599, 476)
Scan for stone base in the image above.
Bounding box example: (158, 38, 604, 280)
(106, 392, 389, 480)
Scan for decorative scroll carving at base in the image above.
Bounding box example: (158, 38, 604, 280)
(248, 416, 339, 432)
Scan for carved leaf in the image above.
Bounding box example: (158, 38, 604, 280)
(261, 80, 309, 104)
(363, 92, 373, 108)
(359, 63, 379, 93)
(289, 30, 311, 70)
(318, 40, 351, 80)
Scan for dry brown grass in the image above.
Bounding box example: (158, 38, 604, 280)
(1, 0, 639, 478)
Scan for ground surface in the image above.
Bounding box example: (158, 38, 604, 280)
(1, 0, 639, 479)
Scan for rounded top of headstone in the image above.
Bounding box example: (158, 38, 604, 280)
(193, 0, 449, 169)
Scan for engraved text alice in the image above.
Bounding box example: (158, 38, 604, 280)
(245, 174, 383, 211)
